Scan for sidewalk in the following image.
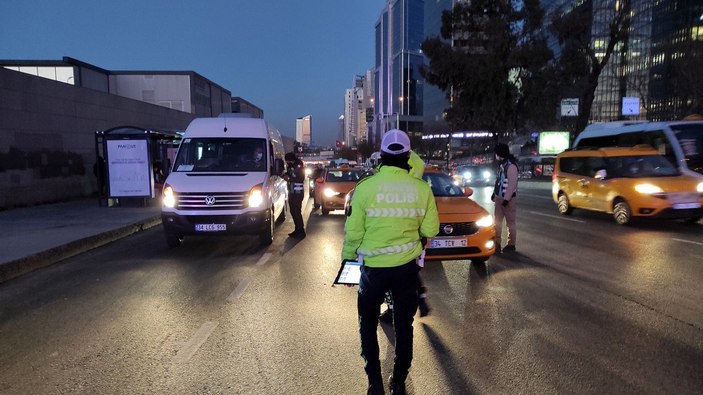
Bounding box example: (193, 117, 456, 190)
(0, 199, 161, 284)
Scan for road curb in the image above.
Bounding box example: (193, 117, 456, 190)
(0, 216, 162, 284)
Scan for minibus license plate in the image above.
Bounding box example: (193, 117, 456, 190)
(430, 238, 467, 249)
(195, 224, 226, 232)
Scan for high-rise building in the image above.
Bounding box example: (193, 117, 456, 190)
(423, 0, 454, 134)
(543, 0, 702, 124)
(344, 73, 375, 148)
(296, 115, 312, 145)
(374, 0, 425, 142)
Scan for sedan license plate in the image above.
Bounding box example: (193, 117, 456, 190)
(429, 238, 467, 249)
(195, 224, 226, 232)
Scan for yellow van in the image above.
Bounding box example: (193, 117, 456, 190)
(552, 145, 703, 225)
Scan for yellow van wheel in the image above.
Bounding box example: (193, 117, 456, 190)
(613, 201, 632, 225)
(557, 193, 573, 215)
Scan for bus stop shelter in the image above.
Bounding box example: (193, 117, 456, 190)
(95, 126, 181, 207)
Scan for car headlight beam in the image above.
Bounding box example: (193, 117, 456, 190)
(248, 185, 264, 207)
(634, 183, 664, 194)
(324, 188, 337, 197)
(476, 215, 494, 228)
(163, 185, 176, 208)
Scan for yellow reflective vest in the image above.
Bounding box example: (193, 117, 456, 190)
(342, 165, 439, 268)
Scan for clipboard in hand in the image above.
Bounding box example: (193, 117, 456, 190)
(334, 259, 361, 285)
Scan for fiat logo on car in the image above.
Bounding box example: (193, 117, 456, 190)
(205, 196, 216, 206)
(442, 224, 454, 234)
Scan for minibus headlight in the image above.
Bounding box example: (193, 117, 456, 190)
(248, 185, 264, 207)
(163, 185, 176, 208)
(476, 215, 494, 228)
(324, 188, 337, 197)
(635, 184, 664, 194)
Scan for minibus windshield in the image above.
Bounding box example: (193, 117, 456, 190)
(173, 138, 267, 172)
(671, 124, 703, 175)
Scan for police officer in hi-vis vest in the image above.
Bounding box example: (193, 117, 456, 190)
(491, 143, 518, 253)
(285, 152, 306, 239)
(342, 129, 439, 395)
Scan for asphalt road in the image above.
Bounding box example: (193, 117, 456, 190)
(1, 181, 701, 394)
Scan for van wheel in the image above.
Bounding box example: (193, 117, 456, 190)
(259, 209, 274, 246)
(557, 193, 573, 215)
(165, 232, 183, 248)
(322, 208, 330, 216)
(613, 201, 632, 225)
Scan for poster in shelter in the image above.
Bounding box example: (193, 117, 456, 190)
(107, 139, 151, 197)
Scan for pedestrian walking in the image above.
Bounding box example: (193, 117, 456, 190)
(342, 129, 439, 395)
(285, 152, 306, 238)
(491, 143, 518, 253)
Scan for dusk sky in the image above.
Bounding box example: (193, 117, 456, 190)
(0, 1, 382, 146)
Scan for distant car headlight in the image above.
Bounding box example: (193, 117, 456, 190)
(324, 188, 337, 197)
(476, 215, 494, 228)
(163, 185, 176, 208)
(305, 168, 312, 176)
(697, 182, 703, 193)
(482, 171, 492, 179)
(635, 183, 664, 194)
(248, 185, 264, 207)
(463, 172, 472, 179)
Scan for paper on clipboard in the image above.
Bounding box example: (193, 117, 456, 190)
(334, 259, 362, 285)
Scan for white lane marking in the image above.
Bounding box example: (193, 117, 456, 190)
(529, 211, 585, 223)
(227, 278, 251, 301)
(673, 238, 703, 247)
(520, 193, 553, 200)
(255, 252, 272, 266)
(173, 321, 218, 364)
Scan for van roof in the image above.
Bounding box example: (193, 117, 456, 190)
(580, 120, 703, 138)
(559, 145, 659, 157)
(184, 117, 269, 138)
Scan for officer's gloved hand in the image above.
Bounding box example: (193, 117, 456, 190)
(491, 193, 496, 202)
(502, 199, 509, 207)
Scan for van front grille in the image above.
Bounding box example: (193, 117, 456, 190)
(177, 192, 246, 210)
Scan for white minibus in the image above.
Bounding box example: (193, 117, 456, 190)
(161, 115, 288, 247)
(574, 120, 703, 179)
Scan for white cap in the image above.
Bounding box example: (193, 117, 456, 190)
(380, 129, 411, 155)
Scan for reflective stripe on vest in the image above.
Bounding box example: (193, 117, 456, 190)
(357, 240, 419, 257)
(365, 207, 426, 217)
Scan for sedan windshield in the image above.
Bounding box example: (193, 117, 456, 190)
(423, 172, 465, 196)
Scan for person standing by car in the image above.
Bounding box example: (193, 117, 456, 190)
(492, 143, 518, 252)
(342, 129, 439, 395)
(285, 152, 306, 238)
(379, 149, 431, 325)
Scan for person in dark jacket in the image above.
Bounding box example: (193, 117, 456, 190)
(285, 152, 306, 238)
(491, 143, 518, 252)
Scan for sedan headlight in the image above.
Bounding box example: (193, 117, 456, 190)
(248, 185, 264, 207)
(482, 171, 492, 179)
(324, 188, 337, 197)
(476, 215, 494, 228)
(635, 183, 664, 194)
(163, 185, 176, 208)
(697, 182, 703, 193)
(463, 172, 472, 179)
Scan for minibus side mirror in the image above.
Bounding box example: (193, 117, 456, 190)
(595, 169, 607, 180)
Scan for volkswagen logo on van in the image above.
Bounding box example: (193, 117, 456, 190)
(205, 196, 216, 206)
(442, 224, 454, 235)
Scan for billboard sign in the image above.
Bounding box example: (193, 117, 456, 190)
(538, 131, 570, 155)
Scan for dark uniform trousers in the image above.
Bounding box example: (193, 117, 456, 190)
(289, 192, 304, 232)
(358, 260, 420, 383)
